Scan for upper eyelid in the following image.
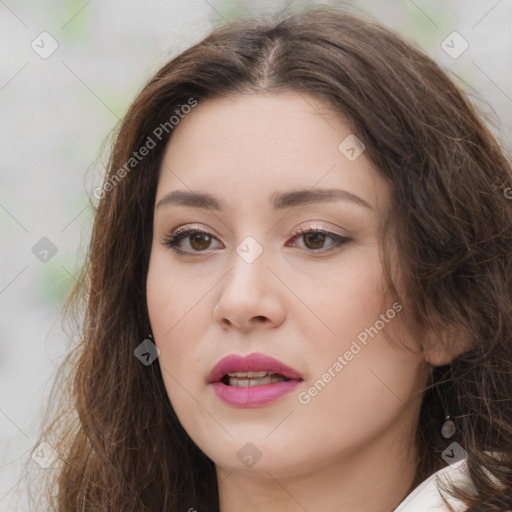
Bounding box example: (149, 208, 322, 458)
(169, 223, 344, 240)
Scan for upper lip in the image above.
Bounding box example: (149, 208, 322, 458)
(207, 352, 303, 383)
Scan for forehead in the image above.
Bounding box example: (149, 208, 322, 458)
(156, 92, 390, 217)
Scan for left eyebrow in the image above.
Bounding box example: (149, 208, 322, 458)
(155, 187, 373, 211)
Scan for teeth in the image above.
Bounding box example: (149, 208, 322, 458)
(227, 374, 288, 387)
(227, 371, 269, 378)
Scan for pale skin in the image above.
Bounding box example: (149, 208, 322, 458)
(146, 91, 442, 511)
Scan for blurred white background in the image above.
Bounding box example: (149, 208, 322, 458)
(1, 0, 511, 509)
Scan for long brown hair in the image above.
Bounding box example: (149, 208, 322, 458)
(27, 5, 512, 510)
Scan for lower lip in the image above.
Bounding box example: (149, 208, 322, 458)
(210, 380, 302, 407)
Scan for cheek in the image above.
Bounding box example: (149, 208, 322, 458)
(147, 251, 208, 343)
(297, 317, 425, 457)
(297, 249, 412, 415)
(146, 252, 209, 394)
(311, 249, 387, 344)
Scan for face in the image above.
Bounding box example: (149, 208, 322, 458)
(146, 92, 430, 479)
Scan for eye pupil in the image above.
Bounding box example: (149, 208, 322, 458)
(304, 232, 326, 249)
(165, 227, 347, 255)
(190, 233, 211, 250)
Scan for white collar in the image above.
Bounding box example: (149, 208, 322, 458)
(393, 458, 469, 511)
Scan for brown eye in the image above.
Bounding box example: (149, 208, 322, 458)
(163, 228, 222, 255)
(189, 232, 212, 251)
(303, 231, 327, 250)
(287, 228, 350, 253)
(163, 227, 350, 256)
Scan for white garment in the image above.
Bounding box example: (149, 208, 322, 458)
(393, 458, 469, 511)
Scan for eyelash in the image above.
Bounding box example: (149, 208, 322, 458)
(161, 226, 350, 256)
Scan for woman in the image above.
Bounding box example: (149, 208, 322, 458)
(28, 5, 512, 511)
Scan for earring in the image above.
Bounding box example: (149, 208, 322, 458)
(434, 374, 457, 439)
(441, 415, 456, 439)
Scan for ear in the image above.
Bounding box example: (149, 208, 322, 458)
(421, 324, 469, 367)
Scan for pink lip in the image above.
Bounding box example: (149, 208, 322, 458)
(208, 352, 303, 408)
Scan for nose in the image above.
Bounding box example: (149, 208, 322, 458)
(212, 244, 287, 333)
